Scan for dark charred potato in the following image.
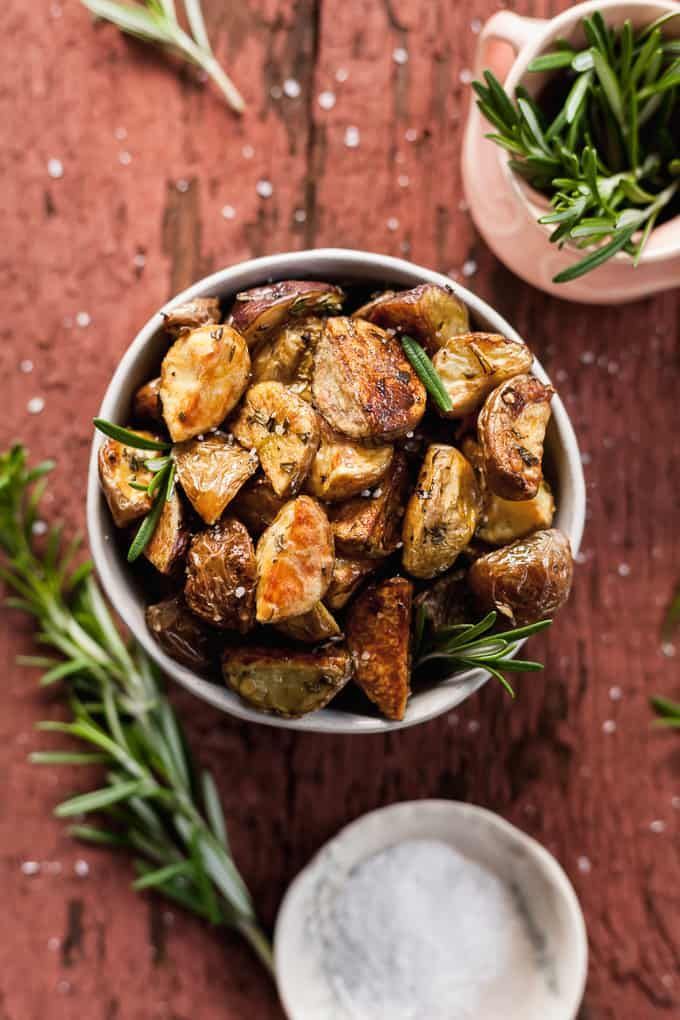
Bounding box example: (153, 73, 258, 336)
(255, 495, 334, 623)
(132, 377, 163, 424)
(413, 569, 471, 630)
(353, 284, 469, 354)
(145, 596, 215, 672)
(306, 421, 393, 502)
(161, 297, 221, 335)
(331, 451, 410, 558)
(312, 317, 426, 440)
(432, 333, 533, 417)
(223, 643, 352, 718)
(478, 374, 554, 501)
(346, 576, 413, 721)
(160, 325, 251, 442)
(144, 489, 189, 575)
(324, 556, 375, 611)
(275, 602, 341, 643)
(174, 433, 258, 525)
(97, 431, 156, 527)
(184, 518, 256, 632)
(468, 528, 573, 626)
(229, 281, 344, 350)
(230, 473, 286, 537)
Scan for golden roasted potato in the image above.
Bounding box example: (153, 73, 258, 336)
(275, 602, 341, 643)
(401, 445, 479, 579)
(306, 421, 393, 502)
(145, 596, 215, 672)
(132, 377, 163, 424)
(324, 556, 375, 610)
(312, 317, 426, 440)
(331, 451, 410, 558)
(162, 297, 221, 334)
(160, 325, 251, 443)
(229, 281, 344, 349)
(231, 381, 320, 498)
(174, 433, 258, 525)
(98, 431, 156, 527)
(346, 576, 413, 721)
(353, 284, 469, 353)
(251, 316, 324, 387)
(468, 528, 573, 626)
(222, 643, 352, 718)
(413, 569, 470, 630)
(230, 473, 286, 537)
(478, 374, 554, 501)
(432, 333, 533, 417)
(144, 489, 189, 575)
(255, 495, 334, 623)
(184, 518, 256, 632)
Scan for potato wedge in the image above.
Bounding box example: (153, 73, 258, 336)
(184, 518, 256, 632)
(306, 421, 393, 502)
(231, 381, 320, 498)
(331, 451, 410, 558)
(353, 284, 469, 354)
(222, 643, 352, 718)
(174, 433, 258, 525)
(346, 576, 413, 721)
(275, 602, 341, 643)
(145, 596, 215, 672)
(98, 430, 157, 527)
(162, 297, 221, 335)
(312, 317, 426, 440)
(144, 489, 189, 575)
(160, 325, 251, 443)
(132, 377, 163, 424)
(251, 316, 324, 386)
(255, 496, 334, 623)
(468, 528, 573, 626)
(229, 280, 344, 349)
(324, 556, 375, 611)
(401, 445, 479, 579)
(432, 332, 533, 416)
(230, 473, 286, 537)
(478, 374, 554, 501)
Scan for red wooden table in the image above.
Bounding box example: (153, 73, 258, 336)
(2, 1, 679, 1017)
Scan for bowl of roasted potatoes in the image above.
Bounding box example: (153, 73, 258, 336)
(87, 249, 585, 733)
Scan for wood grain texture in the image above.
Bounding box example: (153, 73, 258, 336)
(1, 1, 679, 1017)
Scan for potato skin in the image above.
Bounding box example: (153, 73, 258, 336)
(98, 432, 155, 527)
(229, 281, 344, 349)
(230, 473, 286, 537)
(413, 569, 470, 630)
(144, 489, 189, 575)
(275, 602, 341, 643)
(160, 324, 251, 442)
(468, 528, 573, 626)
(145, 596, 215, 672)
(312, 317, 426, 440)
(162, 297, 221, 334)
(331, 451, 410, 558)
(306, 421, 393, 502)
(174, 433, 258, 525)
(478, 374, 554, 501)
(324, 556, 375, 610)
(353, 284, 469, 354)
(184, 518, 256, 632)
(432, 333, 533, 417)
(251, 316, 323, 386)
(132, 378, 163, 424)
(346, 576, 413, 721)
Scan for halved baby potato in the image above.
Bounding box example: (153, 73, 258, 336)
(174, 433, 258, 525)
(230, 473, 286, 537)
(160, 325, 251, 443)
(312, 317, 426, 440)
(306, 421, 393, 502)
(401, 444, 479, 579)
(251, 316, 324, 386)
(413, 569, 470, 631)
(145, 596, 215, 672)
(229, 281, 344, 349)
(432, 333, 533, 417)
(275, 602, 341, 643)
(184, 517, 256, 632)
(478, 374, 554, 501)
(324, 556, 376, 611)
(353, 284, 469, 354)
(255, 495, 334, 623)
(98, 430, 157, 527)
(231, 381, 320, 498)
(144, 489, 189, 575)
(132, 378, 163, 424)
(161, 297, 221, 334)
(331, 451, 410, 559)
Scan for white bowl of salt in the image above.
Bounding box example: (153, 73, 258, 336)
(274, 800, 587, 1020)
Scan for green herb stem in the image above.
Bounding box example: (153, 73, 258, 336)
(400, 335, 453, 413)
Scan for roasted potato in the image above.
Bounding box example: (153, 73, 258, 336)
(160, 325, 251, 443)
(222, 643, 352, 718)
(324, 556, 376, 610)
(432, 332, 533, 417)
(144, 489, 189, 575)
(184, 518, 256, 632)
(98, 431, 157, 527)
(251, 316, 324, 387)
(331, 451, 410, 558)
(306, 421, 393, 502)
(401, 445, 479, 579)
(230, 473, 286, 537)
(132, 377, 163, 424)
(353, 284, 469, 353)
(161, 297, 221, 334)
(478, 374, 554, 501)
(174, 433, 258, 525)
(312, 317, 426, 440)
(413, 569, 470, 630)
(145, 596, 215, 672)
(346, 576, 413, 721)
(275, 602, 341, 643)
(468, 528, 573, 626)
(231, 381, 320, 498)
(255, 495, 334, 623)
(229, 281, 344, 349)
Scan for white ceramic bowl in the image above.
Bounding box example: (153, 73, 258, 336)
(86, 248, 586, 734)
(274, 800, 588, 1020)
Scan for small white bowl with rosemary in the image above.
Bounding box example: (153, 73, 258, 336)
(463, 1, 680, 303)
(86, 249, 585, 734)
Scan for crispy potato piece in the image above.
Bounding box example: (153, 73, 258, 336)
(353, 284, 469, 354)
(231, 381, 320, 498)
(145, 596, 215, 672)
(478, 374, 554, 501)
(229, 281, 344, 349)
(288, 318, 325, 402)
(468, 528, 573, 626)
(230, 474, 286, 537)
(144, 489, 189, 575)
(98, 430, 156, 527)
(413, 569, 470, 630)
(346, 576, 413, 721)
(312, 317, 426, 440)
(174, 433, 258, 525)
(324, 556, 375, 610)
(432, 333, 533, 417)
(160, 324, 251, 443)
(222, 643, 352, 718)
(255, 496, 334, 623)
(401, 445, 479, 579)
(251, 316, 323, 387)
(132, 377, 163, 424)
(306, 421, 393, 502)
(331, 452, 410, 558)
(161, 297, 221, 335)
(275, 602, 341, 643)
(184, 518, 256, 632)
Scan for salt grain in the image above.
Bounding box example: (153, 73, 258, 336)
(405, 127, 418, 142)
(398, 174, 410, 188)
(462, 259, 477, 277)
(47, 937, 61, 951)
(270, 85, 283, 100)
(650, 819, 665, 833)
(386, 217, 399, 231)
(256, 180, 274, 199)
(114, 126, 127, 141)
(176, 179, 190, 193)
(21, 861, 40, 876)
(617, 563, 631, 577)
(577, 855, 591, 873)
(57, 980, 71, 995)
(580, 350, 595, 365)
(459, 68, 473, 84)
(392, 47, 409, 65)
(76, 311, 91, 328)
(335, 68, 349, 83)
(20, 359, 33, 373)
(234, 586, 246, 599)
(27, 397, 45, 415)
(47, 158, 64, 180)
(602, 719, 616, 734)
(133, 253, 146, 269)
(74, 859, 89, 877)
(221, 205, 236, 220)
(294, 208, 307, 223)
(344, 126, 360, 148)
(471, 17, 482, 33)
(318, 90, 336, 110)
(32, 520, 48, 536)
(609, 685, 622, 701)
(242, 145, 255, 159)
(467, 719, 480, 734)
(118, 150, 132, 166)
(671, 796, 680, 810)
(283, 78, 301, 98)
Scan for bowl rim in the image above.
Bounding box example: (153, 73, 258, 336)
(86, 247, 586, 734)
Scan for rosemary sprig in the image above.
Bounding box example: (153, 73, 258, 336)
(650, 695, 680, 729)
(0, 445, 273, 974)
(400, 335, 453, 413)
(80, 0, 245, 114)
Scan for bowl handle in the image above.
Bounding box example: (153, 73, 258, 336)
(473, 10, 546, 82)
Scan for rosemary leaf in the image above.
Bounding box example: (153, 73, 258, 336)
(93, 418, 171, 451)
(400, 335, 453, 413)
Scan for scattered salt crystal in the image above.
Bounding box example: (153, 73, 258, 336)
(32, 520, 48, 535)
(371, 488, 383, 499)
(118, 150, 132, 166)
(471, 17, 482, 33)
(617, 563, 631, 577)
(318, 90, 336, 110)
(607, 361, 619, 375)
(459, 68, 473, 84)
(335, 68, 349, 83)
(609, 685, 622, 701)
(602, 719, 616, 734)
(57, 980, 71, 995)
(344, 126, 360, 148)
(400, 240, 411, 254)
(580, 350, 595, 365)
(221, 205, 236, 220)
(133, 253, 146, 268)
(555, 368, 568, 382)
(74, 859, 89, 877)
(242, 145, 255, 159)
(405, 127, 418, 142)
(293, 208, 307, 223)
(581, 452, 591, 465)
(114, 126, 127, 141)
(283, 78, 301, 98)
(405, 431, 414, 438)
(447, 713, 459, 727)
(76, 311, 91, 327)
(47, 158, 63, 180)
(672, 796, 680, 810)
(361, 489, 371, 498)
(176, 179, 190, 193)
(234, 586, 246, 599)
(392, 47, 409, 65)
(270, 85, 283, 100)
(21, 861, 40, 876)
(256, 180, 273, 199)
(27, 397, 45, 415)
(20, 359, 33, 373)
(467, 719, 480, 734)
(650, 819, 665, 833)
(577, 855, 591, 873)
(386, 217, 399, 231)
(47, 937, 61, 951)
(360, 651, 371, 661)
(398, 174, 409, 188)
(462, 259, 477, 277)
